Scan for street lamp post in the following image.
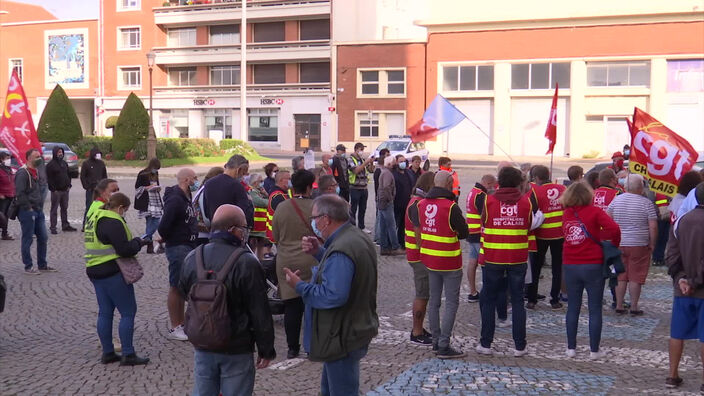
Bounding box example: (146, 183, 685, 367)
(146, 51, 157, 160)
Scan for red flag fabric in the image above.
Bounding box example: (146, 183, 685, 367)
(544, 84, 558, 155)
(0, 71, 41, 166)
(628, 107, 699, 197)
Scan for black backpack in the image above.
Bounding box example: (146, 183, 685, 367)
(184, 245, 246, 351)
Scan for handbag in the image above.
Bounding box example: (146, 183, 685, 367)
(572, 209, 625, 285)
(116, 257, 144, 284)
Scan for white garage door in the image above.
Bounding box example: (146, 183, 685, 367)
(509, 98, 569, 156)
(443, 99, 492, 155)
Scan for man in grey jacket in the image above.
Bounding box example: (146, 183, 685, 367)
(376, 155, 403, 255)
(665, 183, 704, 389)
(15, 149, 55, 275)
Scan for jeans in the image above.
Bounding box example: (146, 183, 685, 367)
(349, 188, 368, 229)
(428, 269, 462, 349)
(496, 274, 508, 321)
(18, 209, 48, 270)
(143, 216, 161, 241)
(527, 238, 564, 304)
(373, 208, 381, 243)
(90, 272, 137, 355)
(564, 264, 605, 352)
(83, 188, 94, 227)
(49, 190, 70, 231)
(653, 218, 670, 262)
(165, 244, 193, 287)
(193, 350, 254, 396)
(283, 297, 305, 351)
(321, 345, 368, 396)
(394, 201, 409, 249)
(377, 204, 400, 250)
(480, 263, 527, 350)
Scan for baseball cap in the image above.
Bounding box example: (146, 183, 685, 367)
(336, 144, 346, 152)
(354, 142, 366, 151)
(612, 151, 624, 159)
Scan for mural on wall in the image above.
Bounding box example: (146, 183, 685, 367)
(45, 29, 89, 89)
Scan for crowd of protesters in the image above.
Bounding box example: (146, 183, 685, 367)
(1, 142, 704, 395)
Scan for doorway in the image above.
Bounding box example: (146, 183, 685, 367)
(294, 114, 321, 151)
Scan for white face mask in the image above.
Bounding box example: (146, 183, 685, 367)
(2, 159, 10, 167)
(95, 153, 102, 160)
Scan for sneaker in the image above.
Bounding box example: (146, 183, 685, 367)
(24, 268, 41, 275)
(363, 229, 372, 234)
(560, 293, 568, 302)
(537, 294, 546, 301)
(63, 225, 77, 232)
(497, 319, 512, 328)
(525, 302, 536, 310)
(467, 293, 480, 303)
(50, 229, 58, 235)
(550, 301, 563, 310)
(566, 349, 576, 358)
(475, 345, 493, 355)
(167, 324, 189, 341)
(665, 377, 683, 388)
(410, 332, 432, 346)
(390, 248, 405, 256)
(38, 266, 58, 272)
(437, 346, 466, 359)
(1, 233, 13, 240)
(513, 348, 528, 357)
(589, 350, 606, 360)
(432, 343, 438, 352)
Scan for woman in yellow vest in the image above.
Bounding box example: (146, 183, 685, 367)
(85, 178, 119, 222)
(84, 192, 149, 366)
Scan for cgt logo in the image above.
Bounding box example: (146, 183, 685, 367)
(500, 203, 518, 217)
(424, 204, 438, 227)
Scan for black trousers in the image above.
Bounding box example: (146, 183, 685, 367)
(394, 203, 408, 249)
(283, 297, 305, 351)
(50, 190, 70, 231)
(349, 188, 368, 229)
(526, 238, 564, 304)
(0, 197, 11, 233)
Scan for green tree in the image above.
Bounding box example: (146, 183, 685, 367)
(113, 92, 149, 157)
(36, 84, 83, 145)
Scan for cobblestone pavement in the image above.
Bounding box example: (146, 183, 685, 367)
(0, 169, 699, 395)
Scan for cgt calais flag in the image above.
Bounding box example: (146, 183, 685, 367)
(0, 71, 41, 166)
(544, 84, 558, 155)
(408, 94, 466, 142)
(627, 107, 698, 197)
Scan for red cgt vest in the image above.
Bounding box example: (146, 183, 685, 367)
(404, 196, 423, 263)
(481, 194, 532, 265)
(418, 197, 462, 271)
(466, 186, 485, 236)
(592, 186, 620, 211)
(534, 183, 566, 240)
(266, 190, 288, 242)
(253, 207, 267, 233)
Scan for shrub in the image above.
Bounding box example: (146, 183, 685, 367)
(105, 116, 118, 129)
(113, 93, 149, 158)
(73, 136, 112, 159)
(133, 138, 222, 160)
(36, 84, 83, 145)
(219, 139, 259, 157)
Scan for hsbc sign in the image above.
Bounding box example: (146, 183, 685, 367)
(260, 98, 284, 105)
(193, 99, 216, 106)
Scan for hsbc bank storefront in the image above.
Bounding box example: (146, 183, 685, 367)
(100, 94, 334, 152)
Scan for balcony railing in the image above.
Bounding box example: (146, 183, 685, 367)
(154, 0, 330, 24)
(153, 82, 330, 96)
(152, 40, 330, 64)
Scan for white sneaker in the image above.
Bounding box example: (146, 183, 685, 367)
(363, 229, 372, 234)
(566, 349, 576, 358)
(167, 325, 189, 341)
(475, 345, 493, 355)
(513, 348, 528, 357)
(589, 350, 606, 360)
(497, 319, 512, 328)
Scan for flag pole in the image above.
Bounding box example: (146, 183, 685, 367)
(549, 151, 554, 182)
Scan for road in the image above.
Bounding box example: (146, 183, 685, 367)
(0, 167, 691, 395)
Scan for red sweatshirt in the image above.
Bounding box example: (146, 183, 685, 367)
(562, 205, 621, 265)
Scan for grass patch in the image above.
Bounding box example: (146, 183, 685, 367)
(104, 153, 271, 168)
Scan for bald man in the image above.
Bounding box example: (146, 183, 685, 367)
(159, 168, 200, 341)
(179, 204, 275, 395)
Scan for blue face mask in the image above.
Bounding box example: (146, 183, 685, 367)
(618, 178, 626, 186)
(189, 180, 201, 192)
(311, 218, 324, 239)
(335, 186, 340, 195)
(288, 180, 293, 188)
(399, 162, 407, 170)
(327, 158, 333, 166)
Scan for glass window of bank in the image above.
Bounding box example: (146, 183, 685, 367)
(248, 108, 278, 142)
(206, 109, 232, 138)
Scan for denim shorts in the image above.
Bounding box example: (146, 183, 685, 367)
(467, 242, 481, 260)
(671, 296, 704, 342)
(165, 244, 194, 288)
(408, 261, 430, 299)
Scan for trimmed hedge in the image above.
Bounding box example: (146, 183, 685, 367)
(219, 139, 259, 157)
(134, 138, 223, 159)
(113, 93, 149, 158)
(37, 84, 83, 145)
(74, 137, 113, 159)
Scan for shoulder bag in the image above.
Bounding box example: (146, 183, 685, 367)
(289, 198, 324, 244)
(116, 256, 144, 284)
(572, 209, 625, 286)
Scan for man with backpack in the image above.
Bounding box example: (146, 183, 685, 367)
(178, 204, 275, 396)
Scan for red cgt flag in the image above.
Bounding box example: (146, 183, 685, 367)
(0, 71, 41, 166)
(544, 84, 558, 155)
(628, 107, 698, 197)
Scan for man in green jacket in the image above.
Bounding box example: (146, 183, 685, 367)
(283, 194, 378, 396)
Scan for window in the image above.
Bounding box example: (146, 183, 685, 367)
(248, 108, 278, 142)
(667, 59, 704, 92)
(300, 62, 330, 83)
(210, 66, 240, 85)
(169, 67, 197, 86)
(253, 64, 285, 84)
(510, 62, 569, 89)
(442, 65, 494, 91)
(355, 112, 405, 138)
(167, 28, 196, 47)
(9, 59, 22, 81)
(169, 110, 189, 138)
(300, 19, 330, 40)
(358, 69, 405, 97)
(205, 109, 232, 139)
(119, 0, 140, 10)
(587, 61, 650, 87)
(209, 25, 239, 45)
(119, 27, 140, 50)
(119, 67, 141, 89)
(253, 22, 285, 42)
